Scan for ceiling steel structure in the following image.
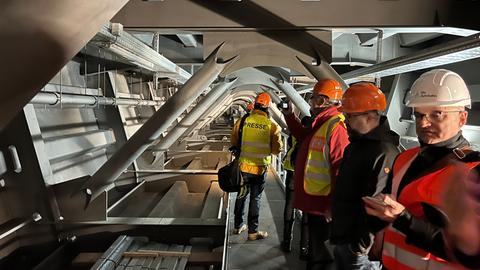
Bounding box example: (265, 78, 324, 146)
(2, 1, 480, 269)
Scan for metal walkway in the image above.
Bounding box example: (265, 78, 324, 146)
(226, 169, 307, 270)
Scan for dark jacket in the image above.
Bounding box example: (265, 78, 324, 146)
(331, 116, 400, 250)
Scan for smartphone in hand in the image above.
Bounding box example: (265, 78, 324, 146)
(364, 196, 387, 206)
(277, 101, 289, 110)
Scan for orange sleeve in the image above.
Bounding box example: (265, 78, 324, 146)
(230, 119, 241, 147)
(270, 122, 283, 155)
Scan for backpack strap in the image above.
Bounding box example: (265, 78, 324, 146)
(237, 113, 249, 154)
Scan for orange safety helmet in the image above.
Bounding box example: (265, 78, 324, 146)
(246, 102, 254, 111)
(255, 92, 271, 108)
(313, 79, 343, 100)
(340, 82, 386, 113)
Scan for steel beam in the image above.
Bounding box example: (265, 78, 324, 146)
(30, 92, 165, 107)
(95, 24, 191, 84)
(297, 55, 349, 91)
(271, 75, 311, 117)
(0, 213, 42, 240)
(79, 43, 237, 206)
(177, 34, 198, 47)
(341, 33, 480, 83)
(264, 88, 282, 105)
(154, 80, 235, 151)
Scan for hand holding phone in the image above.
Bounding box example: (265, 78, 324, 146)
(278, 100, 293, 115)
(364, 196, 387, 206)
(278, 101, 289, 110)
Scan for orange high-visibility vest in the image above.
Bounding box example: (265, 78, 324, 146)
(303, 114, 345, 196)
(383, 147, 480, 270)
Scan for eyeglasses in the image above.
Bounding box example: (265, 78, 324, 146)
(412, 110, 464, 123)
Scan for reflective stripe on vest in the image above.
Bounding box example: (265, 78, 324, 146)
(303, 114, 345, 196)
(283, 137, 297, 171)
(383, 147, 479, 270)
(239, 113, 272, 166)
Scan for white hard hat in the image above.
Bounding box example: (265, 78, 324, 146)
(406, 69, 471, 109)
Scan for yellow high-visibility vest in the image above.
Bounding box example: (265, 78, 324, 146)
(239, 113, 272, 166)
(283, 137, 297, 171)
(303, 114, 345, 196)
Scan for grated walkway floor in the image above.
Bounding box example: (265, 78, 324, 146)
(226, 169, 308, 270)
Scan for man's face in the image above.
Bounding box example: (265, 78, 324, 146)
(344, 111, 373, 134)
(309, 94, 329, 115)
(413, 106, 468, 144)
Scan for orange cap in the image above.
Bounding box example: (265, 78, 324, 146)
(313, 79, 343, 100)
(339, 82, 386, 113)
(255, 92, 271, 108)
(246, 102, 254, 111)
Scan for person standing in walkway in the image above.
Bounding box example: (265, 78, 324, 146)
(363, 69, 480, 269)
(331, 82, 400, 270)
(230, 92, 283, 240)
(281, 133, 309, 256)
(283, 79, 350, 269)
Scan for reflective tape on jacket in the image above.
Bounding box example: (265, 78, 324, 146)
(383, 147, 479, 270)
(283, 137, 297, 171)
(383, 227, 462, 270)
(239, 113, 272, 166)
(303, 114, 345, 196)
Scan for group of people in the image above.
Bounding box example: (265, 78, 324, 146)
(229, 69, 480, 269)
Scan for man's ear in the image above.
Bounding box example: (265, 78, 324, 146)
(459, 111, 468, 127)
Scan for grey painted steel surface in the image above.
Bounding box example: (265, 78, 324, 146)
(271, 75, 311, 117)
(95, 24, 191, 84)
(385, 74, 416, 138)
(80, 43, 237, 205)
(181, 91, 232, 140)
(177, 34, 198, 47)
(0, 0, 129, 131)
(0, 213, 41, 241)
(264, 88, 282, 105)
(155, 80, 235, 151)
(114, 1, 473, 29)
(30, 92, 165, 107)
(341, 33, 480, 83)
(297, 56, 349, 91)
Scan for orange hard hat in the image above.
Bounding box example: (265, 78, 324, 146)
(313, 79, 343, 100)
(255, 92, 271, 108)
(246, 102, 254, 111)
(339, 82, 387, 113)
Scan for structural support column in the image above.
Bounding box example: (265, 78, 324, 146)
(80, 43, 237, 205)
(154, 79, 236, 151)
(197, 93, 236, 133)
(297, 55, 349, 91)
(271, 75, 311, 117)
(264, 88, 282, 105)
(184, 91, 232, 138)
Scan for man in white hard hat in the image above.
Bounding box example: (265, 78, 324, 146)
(363, 69, 480, 269)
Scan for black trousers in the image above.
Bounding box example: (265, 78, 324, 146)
(283, 170, 309, 249)
(307, 213, 332, 268)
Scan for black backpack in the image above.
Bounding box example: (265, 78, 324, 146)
(218, 114, 248, 193)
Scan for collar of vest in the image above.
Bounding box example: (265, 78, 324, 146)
(251, 109, 268, 118)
